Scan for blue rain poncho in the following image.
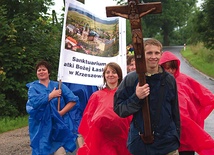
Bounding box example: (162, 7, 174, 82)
(26, 80, 79, 155)
(63, 82, 98, 134)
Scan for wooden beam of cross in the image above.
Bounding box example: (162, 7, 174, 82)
(106, 0, 162, 144)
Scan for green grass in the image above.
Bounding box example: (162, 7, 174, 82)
(0, 115, 28, 134)
(181, 43, 214, 79)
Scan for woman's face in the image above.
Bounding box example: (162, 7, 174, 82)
(162, 62, 176, 76)
(37, 65, 50, 81)
(104, 66, 119, 86)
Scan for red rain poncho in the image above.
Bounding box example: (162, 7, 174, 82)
(77, 88, 132, 155)
(159, 51, 214, 155)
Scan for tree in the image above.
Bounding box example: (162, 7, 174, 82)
(144, 0, 196, 45)
(115, 0, 197, 45)
(180, 7, 201, 45)
(196, 0, 214, 49)
(0, 0, 63, 116)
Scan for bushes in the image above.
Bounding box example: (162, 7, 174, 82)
(0, 2, 62, 117)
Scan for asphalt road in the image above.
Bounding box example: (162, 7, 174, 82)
(69, 46, 214, 154)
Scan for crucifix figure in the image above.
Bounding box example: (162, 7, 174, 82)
(111, 1, 156, 59)
(106, 0, 162, 144)
(106, 0, 161, 62)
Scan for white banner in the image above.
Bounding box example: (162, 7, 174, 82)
(58, 0, 127, 86)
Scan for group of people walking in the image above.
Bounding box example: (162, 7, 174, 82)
(26, 38, 214, 155)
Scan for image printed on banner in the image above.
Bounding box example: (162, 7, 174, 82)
(64, 3, 119, 57)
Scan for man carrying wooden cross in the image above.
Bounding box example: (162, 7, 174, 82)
(107, 1, 180, 155)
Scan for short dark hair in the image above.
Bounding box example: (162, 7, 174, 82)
(127, 55, 135, 65)
(35, 60, 51, 74)
(166, 60, 178, 69)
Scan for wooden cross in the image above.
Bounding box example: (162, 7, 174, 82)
(106, 0, 162, 144)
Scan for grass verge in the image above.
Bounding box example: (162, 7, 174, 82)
(181, 43, 214, 79)
(0, 115, 28, 134)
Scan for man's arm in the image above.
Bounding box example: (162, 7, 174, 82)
(139, 7, 156, 18)
(111, 11, 128, 19)
(114, 72, 143, 117)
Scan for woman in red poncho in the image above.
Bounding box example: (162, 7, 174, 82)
(159, 51, 214, 155)
(77, 62, 132, 155)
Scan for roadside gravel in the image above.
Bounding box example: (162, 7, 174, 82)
(0, 126, 77, 155)
(0, 126, 31, 155)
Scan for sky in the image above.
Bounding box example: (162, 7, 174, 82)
(51, 0, 204, 16)
(52, 0, 117, 18)
(197, 0, 203, 7)
(51, 0, 64, 16)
